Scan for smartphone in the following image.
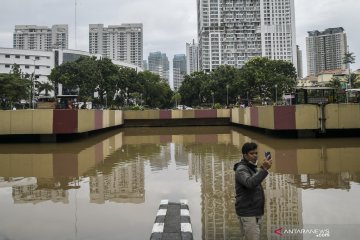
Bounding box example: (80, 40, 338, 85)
(265, 151, 271, 160)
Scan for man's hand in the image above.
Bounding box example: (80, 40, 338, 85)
(262, 158, 272, 170)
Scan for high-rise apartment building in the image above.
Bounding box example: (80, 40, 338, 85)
(89, 24, 143, 67)
(148, 51, 169, 83)
(296, 45, 303, 78)
(173, 54, 187, 90)
(197, 0, 297, 72)
(186, 39, 199, 74)
(142, 60, 148, 70)
(13, 25, 68, 51)
(306, 27, 347, 76)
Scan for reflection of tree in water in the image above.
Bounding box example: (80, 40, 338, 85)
(12, 177, 74, 204)
(86, 144, 166, 176)
(183, 143, 241, 161)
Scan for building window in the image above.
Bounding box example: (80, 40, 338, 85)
(25, 65, 30, 69)
(35, 66, 40, 69)
(5, 55, 10, 58)
(15, 55, 20, 59)
(5, 64, 10, 68)
(25, 56, 30, 59)
(35, 56, 40, 60)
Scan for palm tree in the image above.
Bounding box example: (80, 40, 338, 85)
(343, 52, 356, 88)
(343, 52, 356, 66)
(37, 82, 54, 96)
(326, 76, 342, 90)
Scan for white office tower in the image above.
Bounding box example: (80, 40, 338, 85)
(197, 0, 297, 72)
(148, 51, 170, 83)
(89, 24, 143, 67)
(186, 39, 200, 74)
(13, 25, 68, 51)
(296, 45, 303, 78)
(306, 27, 347, 76)
(173, 54, 187, 90)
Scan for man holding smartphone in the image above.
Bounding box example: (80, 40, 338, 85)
(233, 142, 272, 240)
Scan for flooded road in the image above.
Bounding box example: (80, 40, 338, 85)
(1, 126, 360, 240)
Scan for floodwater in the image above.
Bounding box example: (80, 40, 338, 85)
(0, 126, 360, 240)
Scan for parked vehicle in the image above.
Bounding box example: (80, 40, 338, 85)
(176, 105, 193, 110)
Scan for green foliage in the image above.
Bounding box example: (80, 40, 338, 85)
(343, 52, 356, 65)
(0, 64, 31, 109)
(36, 81, 54, 96)
(49, 58, 173, 109)
(326, 76, 342, 90)
(213, 103, 222, 109)
(178, 57, 297, 106)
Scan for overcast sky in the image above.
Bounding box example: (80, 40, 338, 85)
(1, 0, 359, 82)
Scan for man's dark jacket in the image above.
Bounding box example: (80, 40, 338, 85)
(234, 159, 268, 217)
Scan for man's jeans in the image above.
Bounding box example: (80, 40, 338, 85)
(238, 216, 263, 240)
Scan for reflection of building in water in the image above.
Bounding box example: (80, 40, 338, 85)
(12, 183, 69, 204)
(195, 152, 240, 240)
(263, 174, 303, 239)
(188, 152, 201, 182)
(90, 159, 145, 204)
(174, 144, 190, 168)
(147, 145, 171, 171)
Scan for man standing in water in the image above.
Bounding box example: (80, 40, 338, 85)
(234, 142, 272, 240)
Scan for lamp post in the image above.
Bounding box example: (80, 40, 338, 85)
(211, 91, 214, 108)
(275, 84, 278, 105)
(125, 87, 128, 106)
(31, 59, 37, 109)
(226, 84, 229, 106)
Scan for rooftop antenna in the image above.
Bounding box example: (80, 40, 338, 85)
(75, 0, 77, 49)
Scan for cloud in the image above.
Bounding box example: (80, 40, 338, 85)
(0, 0, 359, 79)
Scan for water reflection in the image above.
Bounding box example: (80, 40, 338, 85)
(1, 126, 360, 239)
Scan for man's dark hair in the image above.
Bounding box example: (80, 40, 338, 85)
(241, 142, 258, 154)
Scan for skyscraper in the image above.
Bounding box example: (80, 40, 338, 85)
(89, 24, 143, 67)
(173, 54, 187, 90)
(296, 45, 303, 78)
(306, 27, 347, 76)
(148, 51, 169, 83)
(186, 39, 199, 74)
(197, 0, 297, 72)
(13, 25, 68, 51)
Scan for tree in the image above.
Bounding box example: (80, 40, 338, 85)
(326, 76, 342, 89)
(36, 81, 54, 96)
(0, 67, 30, 109)
(49, 56, 99, 101)
(179, 72, 210, 106)
(343, 52, 356, 66)
(240, 57, 297, 103)
(171, 92, 181, 108)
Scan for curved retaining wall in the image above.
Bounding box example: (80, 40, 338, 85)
(0, 109, 123, 135)
(124, 109, 230, 127)
(231, 104, 360, 130)
(124, 109, 230, 120)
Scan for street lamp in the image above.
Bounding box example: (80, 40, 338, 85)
(274, 84, 278, 105)
(226, 84, 229, 106)
(211, 91, 214, 108)
(31, 59, 37, 109)
(125, 87, 128, 106)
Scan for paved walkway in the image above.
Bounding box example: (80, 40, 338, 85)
(150, 200, 193, 240)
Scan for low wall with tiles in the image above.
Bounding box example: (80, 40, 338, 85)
(231, 104, 360, 130)
(0, 109, 123, 135)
